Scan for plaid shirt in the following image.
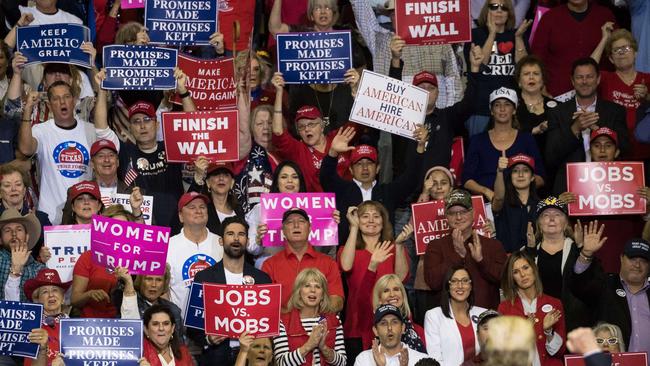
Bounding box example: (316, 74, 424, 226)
(350, 0, 464, 107)
(0, 249, 45, 302)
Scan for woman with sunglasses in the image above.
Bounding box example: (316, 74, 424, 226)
(593, 323, 625, 353)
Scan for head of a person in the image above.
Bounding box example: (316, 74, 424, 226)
(205, 162, 235, 198)
(220, 216, 250, 259)
(501, 252, 542, 302)
(295, 106, 325, 147)
(238, 51, 272, 90)
(287, 268, 333, 313)
(349, 145, 379, 185)
(441, 265, 474, 317)
(593, 323, 625, 353)
(102, 204, 137, 222)
(43, 63, 72, 89)
(423, 166, 454, 201)
(505, 154, 536, 197)
(478, 0, 516, 30)
(355, 201, 393, 249)
(271, 161, 307, 193)
(483, 316, 536, 366)
(24, 268, 70, 314)
(0, 39, 10, 78)
(47, 81, 77, 124)
(281, 208, 311, 246)
(571, 57, 600, 99)
(246, 337, 274, 366)
(413, 71, 439, 109)
(307, 0, 339, 30)
(116, 22, 150, 45)
(372, 304, 406, 351)
(178, 192, 209, 228)
(66, 181, 102, 224)
(606, 29, 638, 71)
(445, 189, 474, 233)
(414, 359, 441, 366)
(535, 196, 570, 240)
(476, 310, 501, 349)
(515, 55, 548, 95)
(128, 101, 158, 147)
(489, 87, 518, 127)
(134, 265, 171, 303)
(620, 238, 650, 289)
(0, 163, 29, 209)
(372, 274, 411, 319)
(589, 127, 619, 162)
(251, 104, 274, 148)
(143, 304, 182, 358)
(0, 208, 40, 252)
(90, 139, 119, 179)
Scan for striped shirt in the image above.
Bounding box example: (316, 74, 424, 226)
(274, 316, 346, 366)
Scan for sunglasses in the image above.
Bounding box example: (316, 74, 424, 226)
(612, 45, 633, 56)
(596, 337, 619, 345)
(488, 3, 508, 11)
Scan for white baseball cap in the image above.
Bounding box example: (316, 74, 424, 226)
(489, 87, 518, 108)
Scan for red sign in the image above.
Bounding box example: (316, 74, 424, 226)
(171, 54, 236, 110)
(202, 283, 281, 337)
(564, 352, 647, 366)
(449, 137, 464, 183)
(162, 110, 240, 163)
(394, 0, 472, 45)
(566, 162, 646, 216)
(412, 196, 487, 255)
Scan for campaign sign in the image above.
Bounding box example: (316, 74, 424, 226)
(529, 6, 550, 45)
(566, 162, 646, 216)
(203, 283, 281, 337)
(103, 193, 154, 225)
(60, 318, 142, 366)
(412, 196, 487, 255)
(350, 70, 428, 140)
(565, 352, 647, 366)
(184, 283, 205, 330)
(16, 24, 91, 67)
(162, 110, 239, 163)
(90, 215, 170, 275)
(0, 301, 43, 358)
(171, 54, 237, 110)
(394, 0, 471, 45)
(45, 225, 91, 282)
(276, 31, 352, 84)
(121, 0, 144, 9)
(102, 45, 177, 90)
(449, 136, 464, 183)
(145, 0, 218, 45)
(260, 193, 338, 247)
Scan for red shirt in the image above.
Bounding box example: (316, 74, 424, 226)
(456, 320, 476, 362)
(262, 244, 344, 308)
(72, 251, 117, 318)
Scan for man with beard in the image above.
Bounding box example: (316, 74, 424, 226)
(191, 216, 272, 366)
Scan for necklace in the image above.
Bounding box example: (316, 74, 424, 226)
(312, 86, 334, 127)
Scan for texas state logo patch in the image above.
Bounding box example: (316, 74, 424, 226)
(53, 141, 89, 178)
(182, 254, 217, 287)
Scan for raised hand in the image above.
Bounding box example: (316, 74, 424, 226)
(369, 241, 395, 269)
(346, 206, 359, 228)
(271, 72, 285, 92)
(239, 331, 254, 353)
(573, 219, 583, 247)
(497, 150, 508, 172)
(395, 223, 414, 244)
(371, 339, 387, 366)
(390, 35, 405, 61)
(581, 220, 606, 257)
(11, 242, 30, 275)
(515, 19, 533, 38)
(329, 126, 356, 156)
(209, 32, 225, 54)
(130, 187, 144, 214)
(558, 191, 577, 205)
(526, 222, 536, 248)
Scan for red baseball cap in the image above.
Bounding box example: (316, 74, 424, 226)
(90, 139, 118, 157)
(68, 180, 101, 201)
(206, 162, 235, 177)
(128, 101, 156, 120)
(507, 154, 535, 171)
(295, 105, 322, 123)
(178, 191, 210, 212)
(24, 268, 72, 301)
(413, 71, 438, 87)
(350, 144, 378, 164)
(590, 127, 618, 145)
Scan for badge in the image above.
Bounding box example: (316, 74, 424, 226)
(616, 289, 626, 297)
(546, 100, 558, 108)
(541, 304, 553, 313)
(243, 275, 255, 285)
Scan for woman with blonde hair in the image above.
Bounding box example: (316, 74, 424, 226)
(483, 316, 536, 366)
(273, 268, 346, 366)
(592, 323, 625, 353)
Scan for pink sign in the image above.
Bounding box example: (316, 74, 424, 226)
(90, 215, 170, 275)
(121, 0, 144, 9)
(259, 193, 338, 247)
(565, 352, 647, 366)
(529, 6, 549, 45)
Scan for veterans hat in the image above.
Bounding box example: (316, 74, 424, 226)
(178, 191, 210, 212)
(206, 162, 235, 177)
(350, 145, 378, 164)
(445, 189, 473, 211)
(507, 154, 535, 172)
(623, 238, 650, 261)
(477, 309, 501, 327)
(68, 181, 101, 202)
(282, 208, 310, 223)
(24, 268, 72, 301)
(90, 139, 118, 157)
(0, 208, 41, 250)
(413, 71, 438, 87)
(373, 304, 404, 325)
(535, 196, 567, 218)
(295, 105, 322, 123)
(489, 87, 518, 107)
(128, 101, 157, 120)
(590, 127, 618, 146)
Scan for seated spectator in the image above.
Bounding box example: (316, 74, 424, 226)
(463, 310, 502, 366)
(593, 323, 625, 353)
(274, 268, 346, 366)
(142, 304, 193, 366)
(235, 332, 274, 366)
(482, 316, 536, 366)
(565, 328, 613, 366)
(354, 304, 429, 366)
(498, 252, 566, 366)
(424, 266, 487, 366)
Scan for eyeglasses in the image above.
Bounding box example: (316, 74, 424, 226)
(449, 278, 472, 287)
(296, 121, 321, 131)
(314, 5, 333, 12)
(130, 116, 155, 125)
(612, 45, 633, 56)
(596, 337, 619, 345)
(488, 3, 508, 11)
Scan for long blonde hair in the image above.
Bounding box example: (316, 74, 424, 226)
(372, 274, 411, 319)
(286, 268, 334, 314)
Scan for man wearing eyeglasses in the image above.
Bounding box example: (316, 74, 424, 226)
(423, 189, 507, 309)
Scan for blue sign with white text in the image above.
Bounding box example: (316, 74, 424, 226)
(16, 24, 92, 68)
(145, 0, 218, 46)
(184, 282, 205, 330)
(60, 318, 142, 366)
(0, 301, 43, 359)
(102, 45, 177, 90)
(276, 31, 352, 84)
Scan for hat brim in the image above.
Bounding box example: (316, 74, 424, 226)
(24, 279, 72, 302)
(0, 214, 41, 250)
(535, 204, 567, 219)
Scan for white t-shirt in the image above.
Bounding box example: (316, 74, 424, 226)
(32, 119, 118, 224)
(354, 344, 428, 366)
(18, 5, 83, 25)
(166, 228, 223, 315)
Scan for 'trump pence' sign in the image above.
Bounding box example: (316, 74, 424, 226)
(350, 70, 428, 140)
(394, 0, 471, 45)
(60, 319, 142, 366)
(102, 45, 177, 90)
(566, 162, 646, 216)
(45, 225, 90, 282)
(17, 24, 92, 67)
(203, 284, 281, 337)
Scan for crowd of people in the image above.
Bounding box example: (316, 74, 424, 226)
(1, 0, 650, 365)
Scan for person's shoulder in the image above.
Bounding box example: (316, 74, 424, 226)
(407, 348, 430, 363)
(354, 349, 375, 366)
(424, 306, 444, 319)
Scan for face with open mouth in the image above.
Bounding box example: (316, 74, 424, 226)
(72, 193, 101, 222)
(145, 312, 175, 349)
(92, 149, 118, 178)
(36, 285, 64, 315)
(310, 0, 335, 30)
(373, 314, 404, 350)
(277, 166, 301, 193)
(247, 338, 273, 366)
(300, 279, 324, 308)
(296, 118, 324, 147)
(48, 84, 76, 124)
(589, 136, 618, 162)
(282, 213, 310, 243)
(518, 64, 543, 94)
(141, 275, 165, 302)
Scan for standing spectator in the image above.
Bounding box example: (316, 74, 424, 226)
(142, 305, 193, 366)
(592, 323, 625, 353)
(627, 0, 649, 73)
(60, 181, 103, 225)
(89, 139, 133, 202)
(471, 0, 530, 27)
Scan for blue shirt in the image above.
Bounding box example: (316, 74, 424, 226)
(622, 279, 650, 353)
